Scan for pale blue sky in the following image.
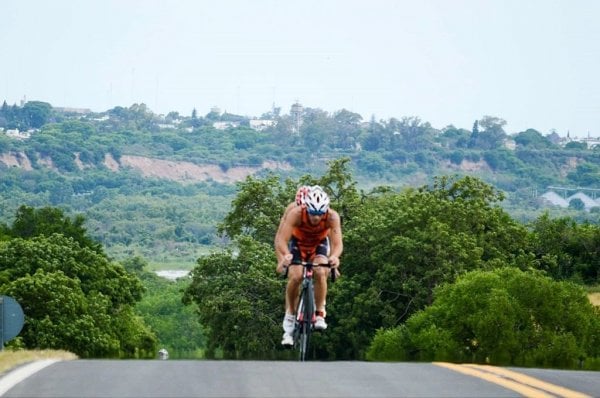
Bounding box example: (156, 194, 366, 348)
(1, 0, 599, 136)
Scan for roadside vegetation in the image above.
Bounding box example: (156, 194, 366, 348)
(0, 350, 77, 374)
(182, 159, 600, 368)
(1, 102, 600, 368)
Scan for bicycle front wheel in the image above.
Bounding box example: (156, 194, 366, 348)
(299, 319, 311, 361)
(298, 281, 314, 361)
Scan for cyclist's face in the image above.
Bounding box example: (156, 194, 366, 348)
(307, 213, 323, 225)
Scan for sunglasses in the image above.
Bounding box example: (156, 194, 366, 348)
(307, 209, 327, 216)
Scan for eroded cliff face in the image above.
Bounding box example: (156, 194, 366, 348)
(0, 151, 583, 183)
(0, 151, 292, 183)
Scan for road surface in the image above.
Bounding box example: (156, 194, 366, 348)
(1, 360, 598, 397)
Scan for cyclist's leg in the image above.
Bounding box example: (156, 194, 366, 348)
(312, 238, 330, 328)
(285, 238, 304, 314)
(282, 238, 303, 345)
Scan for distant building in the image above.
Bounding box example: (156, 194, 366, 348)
(539, 191, 569, 208)
(213, 121, 239, 130)
(4, 128, 31, 140)
(567, 192, 599, 210)
(290, 101, 303, 135)
(157, 123, 177, 130)
(503, 139, 516, 150)
(249, 119, 275, 131)
(53, 107, 92, 114)
(558, 133, 600, 149)
(539, 189, 600, 211)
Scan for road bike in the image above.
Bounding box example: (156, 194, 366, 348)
(285, 261, 336, 361)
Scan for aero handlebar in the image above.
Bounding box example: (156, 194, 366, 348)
(282, 262, 337, 282)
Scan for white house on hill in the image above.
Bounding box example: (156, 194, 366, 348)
(540, 190, 600, 211)
(539, 191, 569, 208)
(567, 192, 599, 210)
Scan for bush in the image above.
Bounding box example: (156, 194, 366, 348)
(367, 267, 600, 369)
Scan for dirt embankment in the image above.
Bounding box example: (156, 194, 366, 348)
(115, 155, 290, 183)
(0, 151, 291, 183)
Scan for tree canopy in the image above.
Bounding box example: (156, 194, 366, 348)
(367, 268, 600, 369)
(184, 162, 600, 364)
(0, 208, 156, 358)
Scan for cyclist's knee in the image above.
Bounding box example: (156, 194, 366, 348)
(314, 266, 329, 280)
(287, 266, 303, 283)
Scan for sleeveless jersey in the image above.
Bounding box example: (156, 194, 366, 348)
(292, 208, 330, 250)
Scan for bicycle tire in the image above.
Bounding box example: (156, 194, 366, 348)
(299, 280, 314, 361)
(293, 294, 303, 349)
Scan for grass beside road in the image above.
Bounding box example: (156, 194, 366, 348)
(0, 350, 77, 374)
(589, 293, 600, 307)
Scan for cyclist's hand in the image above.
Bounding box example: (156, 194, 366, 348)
(277, 254, 293, 274)
(328, 255, 340, 268)
(329, 256, 341, 278)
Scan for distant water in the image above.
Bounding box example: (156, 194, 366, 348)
(155, 270, 190, 280)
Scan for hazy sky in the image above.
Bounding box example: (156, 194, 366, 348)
(2, 0, 599, 136)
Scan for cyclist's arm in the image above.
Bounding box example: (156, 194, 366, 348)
(327, 209, 343, 268)
(274, 205, 301, 271)
(277, 202, 297, 233)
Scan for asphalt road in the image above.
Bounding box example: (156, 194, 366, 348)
(1, 360, 598, 398)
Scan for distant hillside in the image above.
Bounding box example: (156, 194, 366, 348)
(0, 151, 291, 183)
(2, 101, 600, 264)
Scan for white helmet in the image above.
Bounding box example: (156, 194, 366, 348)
(305, 185, 330, 215)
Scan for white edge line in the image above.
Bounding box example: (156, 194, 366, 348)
(0, 359, 61, 396)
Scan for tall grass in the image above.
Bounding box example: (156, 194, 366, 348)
(0, 350, 77, 374)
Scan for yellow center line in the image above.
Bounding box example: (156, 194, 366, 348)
(465, 364, 591, 398)
(434, 362, 590, 398)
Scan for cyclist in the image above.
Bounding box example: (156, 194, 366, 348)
(275, 185, 343, 346)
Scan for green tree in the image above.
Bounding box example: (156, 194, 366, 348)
(0, 234, 155, 357)
(325, 175, 529, 359)
(301, 123, 327, 153)
(367, 268, 600, 369)
(357, 152, 389, 176)
(361, 116, 389, 151)
(9, 205, 103, 253)
(217, 174, 293, 245)
(22, 101, 53, 128)
(316, 157, 361, 225)
(470, 116, 507, 149)
(565, 141, 587, 150)
(136, 274, 205, 358)
(514, 129, 554, 149)
(438, 126, 471, 149)
(332, 109, 362, 150)
(569, 198, 585, 210)
(528, 214, 600, 283)
(183, 236, 283, 359)
(4, 269, 120, 357)
(386, 116, 437, 151)
(567, 163, 600, 186)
